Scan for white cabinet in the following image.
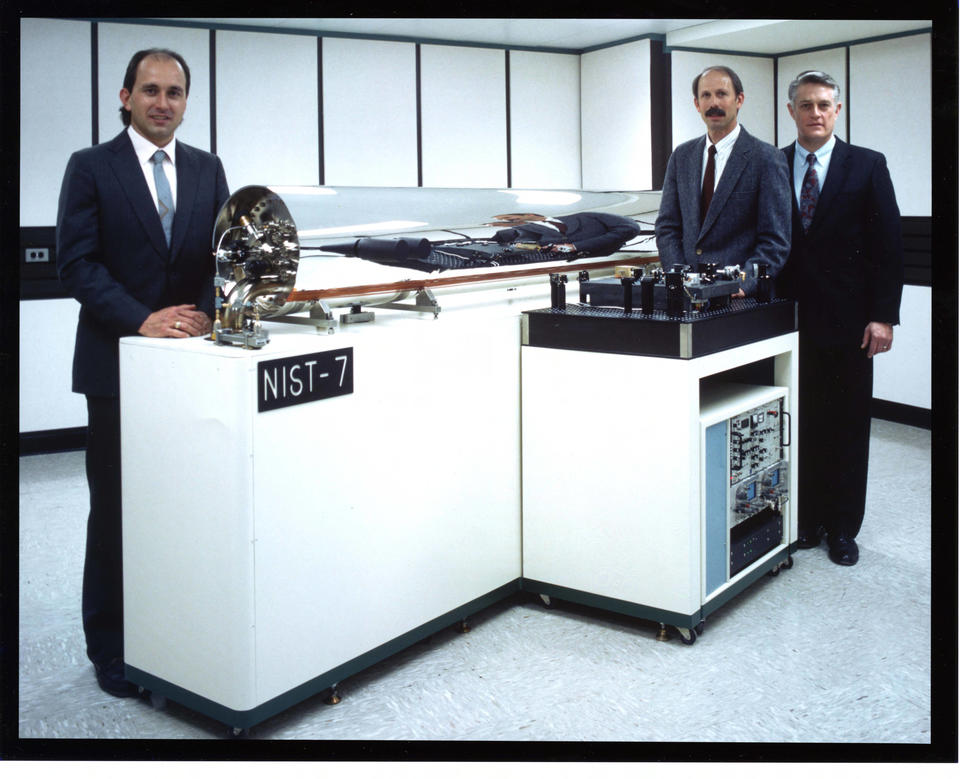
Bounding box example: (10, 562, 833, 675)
(520, 306, 798, 641)
(120, 288, 532, 730)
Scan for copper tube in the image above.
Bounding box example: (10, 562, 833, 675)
(286, 255, 660, 303)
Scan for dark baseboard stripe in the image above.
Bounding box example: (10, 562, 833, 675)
(20, 427, 88, 456)
(872, 398, 931, 430)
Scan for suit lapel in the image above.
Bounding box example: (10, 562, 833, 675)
(783, 144, 800, 213)
(807, 138, 849, 234)
(682, 137, 706, 224)
(106, 132, 169, 259)
(171, 141, 197, 262)
(699, 128, 751, 238)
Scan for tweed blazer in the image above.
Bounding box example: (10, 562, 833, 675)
(655, 126, 792, 294)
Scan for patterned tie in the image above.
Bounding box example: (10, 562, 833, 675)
(151, 149, 174, 246)
(799, 152, 819, 232)
(700, 144, 717, 223)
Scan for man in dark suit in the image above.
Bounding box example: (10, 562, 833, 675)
(489, 211, 641, 257)
(56, 48, 229, 695)
(655, 65, 791, 295)
(776, 70, 903, 566)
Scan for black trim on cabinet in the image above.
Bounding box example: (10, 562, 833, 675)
(902, 216, 932, 287)
(505, 50, 512, 189)
(209, 30, 217, 155)
(845, 46, 851, 143)
(318, 37, 325, 185)
(91, 23, 98, 145)
(871, 399, 931, 430)
(20, 428, 88, 456)
(650, 38, 671, 190)
(416, 44, 423, 187)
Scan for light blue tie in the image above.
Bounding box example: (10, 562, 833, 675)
(151, 149, 174, 246)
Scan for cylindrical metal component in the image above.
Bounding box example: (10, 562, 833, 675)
(665, 269, 684, 317)
(640, 276, 655, 315)
(550, 273, 567, 310)
(756, 262, 773, 303)
(621, 276, 634, 314)
(578, 270, 590, 304)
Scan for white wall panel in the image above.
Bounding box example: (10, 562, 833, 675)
(20, 300, 88, 432)
(20, 19, 93, 226)
(97, 23, 211, 152)
(874, 285, 930, 409)
(776, 48, 847, 148)
(581, 40, 651, 191)
(420, 45, 507, 187)
(669, 52, 776, 149)
(849, 34, 931, 216)
(509, 50, 581, 189)
(322, 38, 418, 186)
(217, 31, 319, 188)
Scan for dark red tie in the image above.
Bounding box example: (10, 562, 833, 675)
(701, 144, 717, 222)
(799, 152, 819, 232)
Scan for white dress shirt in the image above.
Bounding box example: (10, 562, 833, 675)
(127, 125, 177, 211)
(701, 122, 741, 192)
(792, 134, 836, 204)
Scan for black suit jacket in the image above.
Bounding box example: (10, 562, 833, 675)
(493, 212, 640, 256)
(57, 130, 230, 397)
(776, 138, 903, 346)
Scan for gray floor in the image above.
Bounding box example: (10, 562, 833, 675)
(17, 419, 932, 747)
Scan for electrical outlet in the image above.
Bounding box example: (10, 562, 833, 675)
(25, 247, 50, 263)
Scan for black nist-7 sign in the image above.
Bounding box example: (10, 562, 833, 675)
(257, 348, 354, 412)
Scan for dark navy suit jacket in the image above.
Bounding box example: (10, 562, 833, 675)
(493, 212, 641, 256)
(775, 138, 903, 346)
(655, 126, 792, 294)
(57, 130, 230, 397)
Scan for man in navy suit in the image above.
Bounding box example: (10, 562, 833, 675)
(57, 48, 229, 695)
(776, 70, 903, 566)
(655, 66, 791, 295)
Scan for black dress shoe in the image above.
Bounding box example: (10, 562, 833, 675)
(94, 658, 140, 698)
(827, 535, 859, 566)
(797, 527, 822, 549)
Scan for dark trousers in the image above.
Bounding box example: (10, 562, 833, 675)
(797, 337, 873, 540)
(82, 395, 124, 667)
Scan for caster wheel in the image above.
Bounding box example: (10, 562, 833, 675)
(677, 627, 697, 645)
(539, 594, 553, 609)
(784, 555, 794, 569)
(458, 618, 471, 634)
(767, 565, 780, 577)
(230, 726, 249, 738)
(695, 621, 705, 636)
(149, 692, 167, 711)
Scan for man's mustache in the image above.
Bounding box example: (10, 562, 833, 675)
(705, 107, 726, 117)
